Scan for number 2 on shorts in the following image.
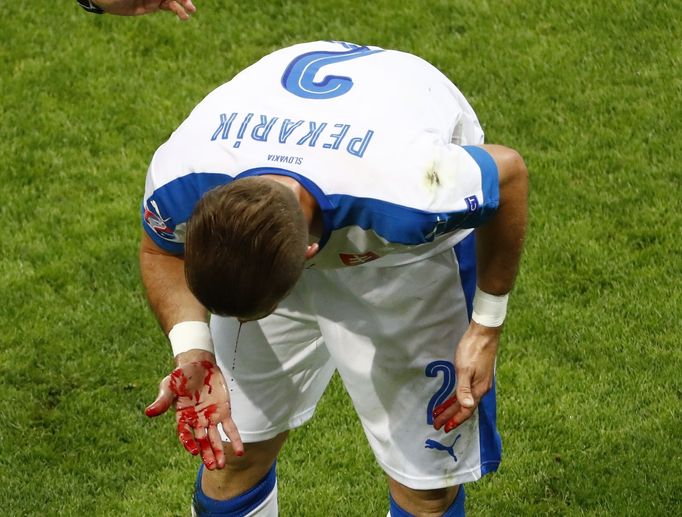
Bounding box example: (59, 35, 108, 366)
(425, 360, 456, 425)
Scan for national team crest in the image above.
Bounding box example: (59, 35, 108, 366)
(339, 251, 380, 266)
(144, 199, 183, 242)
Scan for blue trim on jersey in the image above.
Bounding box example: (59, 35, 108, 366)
(454, 233, 502, 477)
(142, 172, 235, 253)
(389, 485, 465, 516)
(322, 146, 499, 248)
(235, 167, 333, 210)
(142, 144, 499, 255)
(324, 190, 496, 249)
(462, 145, 499, 218)
(233, 167, 336, 246)
(192, 462, 276, 516)
(229, 159, 499, 250)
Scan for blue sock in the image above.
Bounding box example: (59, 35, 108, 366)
(389, 484, 465, 517)
(192, 462, 277, 516)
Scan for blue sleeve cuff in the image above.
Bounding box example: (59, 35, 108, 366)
(462, 145, 499, 223)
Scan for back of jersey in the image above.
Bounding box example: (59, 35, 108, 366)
(157, 40, 484, 199)
(144, 41, 492, 265)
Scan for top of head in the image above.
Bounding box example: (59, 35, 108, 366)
(184, 176, 309, 319)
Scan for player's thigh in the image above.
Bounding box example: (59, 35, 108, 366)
(210, 278, 333, 442)
(311, 249, 490, 489)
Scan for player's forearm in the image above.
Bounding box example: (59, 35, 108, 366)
(139, 232, 208, 334)
(92, 0, 149, 15)
(93, 0, 196, 18)
(474, 145, 528, 296)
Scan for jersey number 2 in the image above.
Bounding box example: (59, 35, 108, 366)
(281, 42, 383, 99)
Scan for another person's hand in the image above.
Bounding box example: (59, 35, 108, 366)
(95, 0, 197, 20)
(145, 359, 244, 469)
(432, 322, 500, 432)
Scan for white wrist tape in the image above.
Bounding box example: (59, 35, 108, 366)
(168, 321, 214, 357)
(472, 287, 509, 327)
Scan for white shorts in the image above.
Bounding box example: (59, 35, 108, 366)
(211, 235, 501, 489)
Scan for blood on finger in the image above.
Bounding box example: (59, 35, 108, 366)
(178, 424, 199, 454)
(433, 395, 457, 418)
(444, 417, 460, 433)
(198, 435, 215, 469)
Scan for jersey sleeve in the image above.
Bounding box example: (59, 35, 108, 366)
(422, 143, 499, 238)
(141, 179, 191, 255)
(319, 144, 499, 253)
(459, 145, 499, 225)
(141, 148, 233, 254)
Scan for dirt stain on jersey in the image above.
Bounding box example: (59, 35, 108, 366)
(424, 164, 441, 188)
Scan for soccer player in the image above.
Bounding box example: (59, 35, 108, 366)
(141, 40, 528, 516)
(76, 0, 196, 19)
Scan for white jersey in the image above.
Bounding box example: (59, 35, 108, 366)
(142, 40, 497, 268)
(142, 41, 503, 489)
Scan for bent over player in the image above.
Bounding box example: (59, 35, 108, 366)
(141, 41, 528, 516)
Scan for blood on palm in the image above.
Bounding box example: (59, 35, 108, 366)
(200, 360, 214, 394)
(170, 361, 215, 402)
(177, 403, 219, 425)
(169, 368, 190, 397)
(170, 362, 221, 465)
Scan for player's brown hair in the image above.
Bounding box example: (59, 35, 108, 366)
(184, 176, 309, 319)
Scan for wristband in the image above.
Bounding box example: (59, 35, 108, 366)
(77, 0, 105, 14)
(168, 321, 215, 357)
(471, 287, 509, 327)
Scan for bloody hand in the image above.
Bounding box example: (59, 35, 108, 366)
(145, 360, 244, 469)
(432, 321, 500, 433)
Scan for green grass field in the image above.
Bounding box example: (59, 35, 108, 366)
(1, 1, 680, 515)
